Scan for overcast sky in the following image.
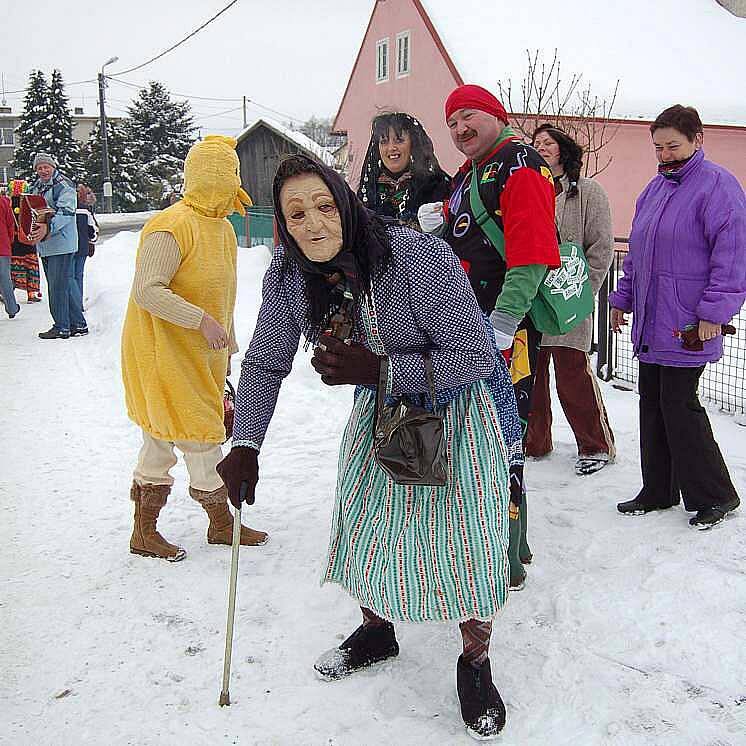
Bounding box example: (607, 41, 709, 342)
(2, 0, 744, 135)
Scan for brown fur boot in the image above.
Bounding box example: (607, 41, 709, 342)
(189, 485, 269, 546)
(130, 482, 187, 562)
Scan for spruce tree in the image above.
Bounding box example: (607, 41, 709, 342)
(11, 70, 52, 179)
(12, 69, 83, 181)
(83, 118, 148, 212)
(127, 81, 196, 207)
(46, 69, 83, 181)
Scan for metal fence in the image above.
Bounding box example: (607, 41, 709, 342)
(228, 206, 275, 248)
(596, 240, 746, 414)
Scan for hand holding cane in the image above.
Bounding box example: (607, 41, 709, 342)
(219, 481, 248, 707)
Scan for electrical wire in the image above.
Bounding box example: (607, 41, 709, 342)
(110, 0, 241, 76)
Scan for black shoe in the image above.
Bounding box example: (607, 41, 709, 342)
(689, 496, 740, 530)
(314, 622, 399, 681)
(70, 326, 89, 337)
(457, 655, 506, 740)
(9, 307, 19, 319)
(38, 327, 70, 340)
(617, 495, 677, 515)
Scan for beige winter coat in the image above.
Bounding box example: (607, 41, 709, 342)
(541, 175, 614, 351)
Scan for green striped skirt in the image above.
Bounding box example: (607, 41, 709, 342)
(323, 380, 510, 623)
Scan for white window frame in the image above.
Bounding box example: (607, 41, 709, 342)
(376, 38, 390, 83)
(396, 31, 411, 78)
(0, 128, 15, 146)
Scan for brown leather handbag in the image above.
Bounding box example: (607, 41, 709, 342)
(373, 353, 447, 487)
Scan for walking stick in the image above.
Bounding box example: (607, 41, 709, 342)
(219, 482, 247, 707)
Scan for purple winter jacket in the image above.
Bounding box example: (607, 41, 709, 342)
(609, 149, 746, 366)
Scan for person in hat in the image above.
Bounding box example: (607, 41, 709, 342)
(217, 153, 523, 740)
(356, 112, 451, 228)
(8, 179, 43, 303)
(28, 153, 87, 339)
(121, 135, 268, 563)
(418, 84, 560, 590)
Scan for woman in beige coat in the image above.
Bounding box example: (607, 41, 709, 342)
(526, 124, 616, 475)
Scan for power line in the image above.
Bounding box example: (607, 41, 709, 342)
(110, 0, 241, 76)
(107, 75, 304, 124)
(108, 76, 241, 102)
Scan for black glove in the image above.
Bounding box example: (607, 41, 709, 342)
(216, 446, 258, 509)
(87, 243, 95, 258)
(509, 463, 524, 506)
(310, 334, 381, 386)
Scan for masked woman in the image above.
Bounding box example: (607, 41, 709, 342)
(357, 112, 450, 228)
(218, 154, 522, 740)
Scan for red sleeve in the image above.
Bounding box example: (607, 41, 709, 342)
(500, 167, 560, 269)
(1, 197, 13, 245)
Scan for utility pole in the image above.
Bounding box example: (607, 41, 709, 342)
(97, 56, 118, 213)
(242, 96, 247, 129)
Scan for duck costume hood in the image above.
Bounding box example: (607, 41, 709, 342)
(182, 135, 252, 217)
(121, 135, 250, 443)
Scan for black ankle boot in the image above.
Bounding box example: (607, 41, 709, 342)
(314, 622, 399, 681)
(456, 654, 506, 740)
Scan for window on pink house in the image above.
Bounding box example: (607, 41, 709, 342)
(376, 38, 389, 83)
(396, 31, 411, 77)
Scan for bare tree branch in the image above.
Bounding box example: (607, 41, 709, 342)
(497, 49, 620, 178)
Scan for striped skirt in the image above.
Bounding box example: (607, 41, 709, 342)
(323, 380, 510, 623)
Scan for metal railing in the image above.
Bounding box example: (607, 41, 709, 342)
(596, 240, 746, 414)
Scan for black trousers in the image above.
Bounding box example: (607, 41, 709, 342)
(637, 362, 739, 512)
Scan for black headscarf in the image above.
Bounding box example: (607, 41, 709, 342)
(273, 154, 391, 342)
(357, 112, 451, 224)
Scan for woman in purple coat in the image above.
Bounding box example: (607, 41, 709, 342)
(609, 105, 745, 529)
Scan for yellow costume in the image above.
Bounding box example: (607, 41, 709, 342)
(121, 135, 251, 443)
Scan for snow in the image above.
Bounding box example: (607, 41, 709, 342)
(2, 231, 746, 745)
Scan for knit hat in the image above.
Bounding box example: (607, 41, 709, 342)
(182, 135, 252, 218)
(445, 85, 509, 124)
(33, 153, 57, 169)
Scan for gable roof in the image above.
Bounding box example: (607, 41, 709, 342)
(341, 0, 746, 125)
(236, 117, 335, 168)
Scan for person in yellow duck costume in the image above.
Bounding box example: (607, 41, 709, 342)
(122, 135, 268, 561)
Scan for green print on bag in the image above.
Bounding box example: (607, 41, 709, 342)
(469, 164, 594, 336)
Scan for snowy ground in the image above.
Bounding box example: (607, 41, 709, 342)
(1, 232, 745, 746)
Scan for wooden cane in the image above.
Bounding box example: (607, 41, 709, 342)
(219, 482, 247, 706)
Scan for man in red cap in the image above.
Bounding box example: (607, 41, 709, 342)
(419, 84, 560, 595)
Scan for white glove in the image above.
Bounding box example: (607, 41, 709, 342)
(489, 310, 520, 350)
(417, 202, 445, 233)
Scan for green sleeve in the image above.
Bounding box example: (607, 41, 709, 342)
(494, 264, 547, 319)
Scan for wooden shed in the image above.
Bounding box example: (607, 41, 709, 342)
(236, 118, 336, 205)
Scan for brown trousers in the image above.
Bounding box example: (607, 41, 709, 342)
(526, 346, 615, 458)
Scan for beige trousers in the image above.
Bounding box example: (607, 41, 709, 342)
(133, 430, 224, 492)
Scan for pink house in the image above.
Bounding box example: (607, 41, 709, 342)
(333, 0, 746, 237)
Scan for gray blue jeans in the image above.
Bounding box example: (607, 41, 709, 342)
(0, 256, 20, 317)
(40, 253, 86, 333)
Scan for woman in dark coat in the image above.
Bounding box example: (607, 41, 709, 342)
(357, 112, 451, 228)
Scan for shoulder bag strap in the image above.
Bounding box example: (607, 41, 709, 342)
(469, 163, 507, 262)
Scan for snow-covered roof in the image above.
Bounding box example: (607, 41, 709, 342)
(236, 117, 335, 168)
(419, 0, 746, 125)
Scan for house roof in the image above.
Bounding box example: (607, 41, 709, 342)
(413, 0, 746, 125)
(236, 117, 335, 168)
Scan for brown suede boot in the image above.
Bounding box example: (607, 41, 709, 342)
(130, 482, 187, 562)
(189, 485, 269, 546)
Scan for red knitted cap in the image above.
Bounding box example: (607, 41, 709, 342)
(445, 85, 509, 123)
